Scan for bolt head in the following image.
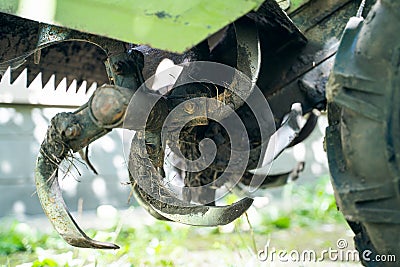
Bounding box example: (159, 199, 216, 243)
(184, 101, 195, 114)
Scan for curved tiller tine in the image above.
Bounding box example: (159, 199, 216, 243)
(34, 85, 135, 249)
(147, 194, 254, 226)
(35, 152, 119, 249)
(130, 181, 172, 221)
(129, 133, 254, 226)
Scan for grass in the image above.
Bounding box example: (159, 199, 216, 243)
(0, 176, 350, 267)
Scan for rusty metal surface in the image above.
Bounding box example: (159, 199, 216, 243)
(35, 84, 135, 248)
(128, 131, 255, 226)
(123, 18, 264, 223)
(36, 23, 127, 55)
(258, 0, 375, 125)
(131, 183, 172, 221)
(35, 111, 115, 249)
(0, 13, 109, 89)
(246, 0, 307, 49)
(291, 0, 352, 33)
(0, 12, 214, 91)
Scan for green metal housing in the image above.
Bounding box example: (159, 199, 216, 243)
(0, 0, 270, 52)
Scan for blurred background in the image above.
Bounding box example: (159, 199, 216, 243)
(0, 72, 360, 266)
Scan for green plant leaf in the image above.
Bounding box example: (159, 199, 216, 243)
(272, 216, 291, 229)
(32, 258, 59, 267)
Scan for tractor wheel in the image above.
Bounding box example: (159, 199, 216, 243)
(326, 1, 400, 266)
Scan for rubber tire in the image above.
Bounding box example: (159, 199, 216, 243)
(326, 1, 400, 266)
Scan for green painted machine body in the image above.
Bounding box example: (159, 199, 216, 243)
(0, 0, 265, 52)
(0, 0, 310, 52)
